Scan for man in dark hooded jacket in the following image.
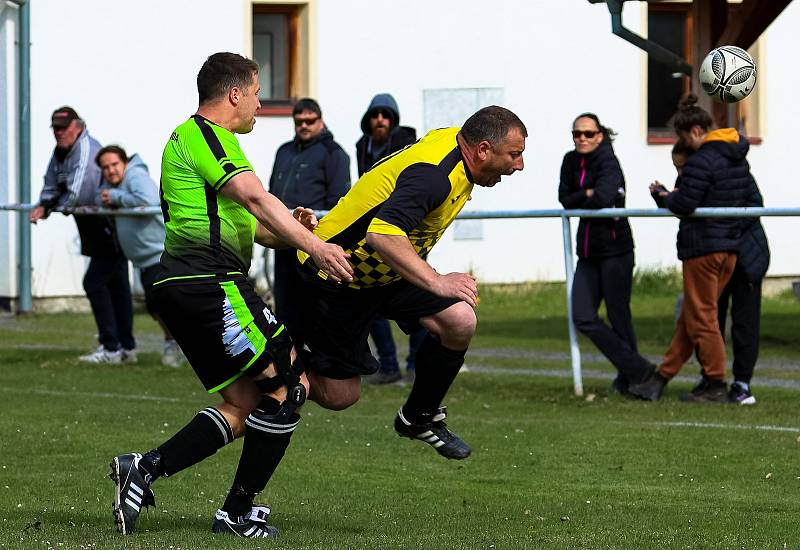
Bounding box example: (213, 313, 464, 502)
(355, 93, 417, 176)
(268, 98, 350, 349)
(355, 94, 425, 385)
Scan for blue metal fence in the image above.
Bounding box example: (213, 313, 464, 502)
(2, 203, 795, 395)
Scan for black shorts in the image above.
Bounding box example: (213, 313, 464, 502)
(139, 263, 166, 317)
(153, 277, 283, 393)
(299, 266, 459, 379)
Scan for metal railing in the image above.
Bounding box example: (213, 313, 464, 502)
(459, 206, 796, 396)
(2, 202, 796, 395)
(1, 204, 161, 216)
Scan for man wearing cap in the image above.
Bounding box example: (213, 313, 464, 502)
(355, 93, 425, 385)
(30, 107, 136, 364)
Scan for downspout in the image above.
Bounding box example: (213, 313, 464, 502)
(599, 0, 693, 77)
(11, 0, 31, 312)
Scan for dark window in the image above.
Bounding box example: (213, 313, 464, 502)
(647, 5, 692, 135)
(253, 13, 288, 101)
(252, 4, 305, 116)
(646, 3, 761, 143)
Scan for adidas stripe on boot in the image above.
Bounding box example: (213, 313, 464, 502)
(394, 406, 471, 460)
(109, 453, 156, 534)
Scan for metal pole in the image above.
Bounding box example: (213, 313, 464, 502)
(17, 0, 32, 313)
(561, 215, 583, 396)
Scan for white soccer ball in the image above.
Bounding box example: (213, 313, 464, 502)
(699, 46, 757, 103)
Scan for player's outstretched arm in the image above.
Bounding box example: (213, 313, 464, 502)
(366, 232, 478, 307)
(222, 172, 352, 282)
(255, 207, 318, 249)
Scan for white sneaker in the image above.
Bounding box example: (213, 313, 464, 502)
(79, 345, 122, 364)
(161, 340, 184, 368)
(121, 348, 138, 364)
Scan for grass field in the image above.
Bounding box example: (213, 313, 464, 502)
(1, 274, 799, 549)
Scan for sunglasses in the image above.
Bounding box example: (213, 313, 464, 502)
(572, 129, 599, 139)
(370, 109, 392, 120)
(294, 116, 320, 127)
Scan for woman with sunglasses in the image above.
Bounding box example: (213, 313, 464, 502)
(559, 113, 654, 394)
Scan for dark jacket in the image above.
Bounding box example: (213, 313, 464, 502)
(268, 128, 350, 210)
(558, 140, 633, 258)
(355, 93, 417, 176)
(664, 129, 755, 260)
(737, 183, 770, 282)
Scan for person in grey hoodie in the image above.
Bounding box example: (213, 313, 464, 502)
(30, 106, 135, 364)
(96, 145, 184, 367)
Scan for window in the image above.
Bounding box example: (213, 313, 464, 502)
(253, 13, 289, 100)
(647, 4, 693, 138)
(647, 3, 762, 143)
(251, 3, 308, 115)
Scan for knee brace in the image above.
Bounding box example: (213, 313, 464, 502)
(244, 395, 301, 438)
(244, 327, 307, 421)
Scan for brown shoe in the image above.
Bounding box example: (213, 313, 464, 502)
(628, 371, 668, 401)
(680, 378, 727, 403)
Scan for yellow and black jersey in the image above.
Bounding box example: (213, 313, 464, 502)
(298, 127, 474, 288)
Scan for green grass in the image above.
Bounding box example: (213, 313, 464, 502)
(1, 275, 800, 549)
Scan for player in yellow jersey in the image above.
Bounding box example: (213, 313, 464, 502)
(298, 106, 527, 459)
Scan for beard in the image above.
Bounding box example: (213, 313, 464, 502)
(370, 125, 390, 144)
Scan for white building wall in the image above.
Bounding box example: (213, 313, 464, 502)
(742, 0, 800, 276)
(26, 0, 254, 296)
(12, 0, 800, 298)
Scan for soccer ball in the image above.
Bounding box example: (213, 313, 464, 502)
(699, 46, 757, 103)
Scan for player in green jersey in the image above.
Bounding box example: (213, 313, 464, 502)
(109, 52, 352, 539)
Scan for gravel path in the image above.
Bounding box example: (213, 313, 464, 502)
(467, 347, 800, 373)
(5, 335, 798, 390)
(465, 348, 800, 390)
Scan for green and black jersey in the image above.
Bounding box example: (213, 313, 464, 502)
(158, 115, 256, 283)
(298, 127, 474, 289)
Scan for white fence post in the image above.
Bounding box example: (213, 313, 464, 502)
(561, 215, 583, 397)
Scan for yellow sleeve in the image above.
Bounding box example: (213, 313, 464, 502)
(367, 217, 407, 237)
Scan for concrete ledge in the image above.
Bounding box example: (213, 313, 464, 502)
(0, 295, 148, 314)
(762, 275, 800, 297)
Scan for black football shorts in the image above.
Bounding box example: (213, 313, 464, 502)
(153, 276, 283, 393)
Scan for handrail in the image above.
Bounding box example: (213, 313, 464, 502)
(2, 202, 795, 396)
(457, 207, 799, 219)
(3, 203, 797, 219)
(1, 204, 161, 216)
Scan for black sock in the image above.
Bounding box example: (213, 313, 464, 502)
(402, 334, 466, 423)
(222, 396, 300, 520)
(143, 407, 234, 481)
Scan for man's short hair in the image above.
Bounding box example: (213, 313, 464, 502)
(292, 98, 322, 117)
(96, 145, 129, 166)
(460, 106, 527, 147)
(197, 52, 260, 105)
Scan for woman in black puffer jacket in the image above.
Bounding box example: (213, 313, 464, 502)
(558, 113, 653, 393)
